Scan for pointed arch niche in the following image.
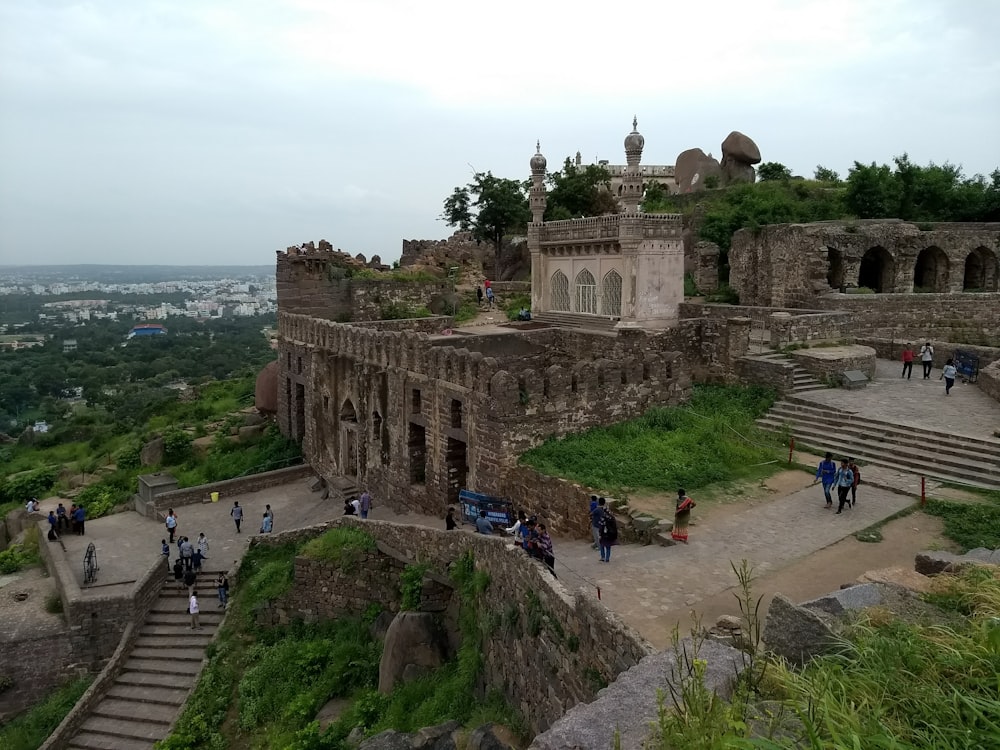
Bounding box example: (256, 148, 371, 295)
(550, 270, 570, 311)
(574, 268, 597, 314)
(601, 270, 623, 316)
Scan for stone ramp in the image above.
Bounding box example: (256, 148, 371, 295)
(66, 569, 228, 750)
(757, 396, 1000, 490)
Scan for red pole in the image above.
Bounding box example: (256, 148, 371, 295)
(788, 438, 795, 464)
(921, 476, 926, 507)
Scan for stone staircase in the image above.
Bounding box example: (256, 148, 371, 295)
(532, 312, 619, 332)
(747, 351, 827, 394)
(757, 396, 1000, 491)
(66, 567, 227, 750)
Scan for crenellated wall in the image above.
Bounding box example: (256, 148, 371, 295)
(276, 313, 689, 533)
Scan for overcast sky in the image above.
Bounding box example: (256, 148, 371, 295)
(1, 0, 998, 267)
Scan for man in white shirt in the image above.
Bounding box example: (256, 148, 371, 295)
(189, 591, 201, 630)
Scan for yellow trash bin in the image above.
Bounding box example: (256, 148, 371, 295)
(211, 491, 220, 503)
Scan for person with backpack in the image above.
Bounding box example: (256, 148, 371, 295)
(537, 523, 556, 578)
(598, 504, 618, 563)
(813, 452, 837, 508)
(671, 488, 697, 543)
(589, 496, 602, 550)
(179, 537, 194, 571)
(848, 458, 862, 507)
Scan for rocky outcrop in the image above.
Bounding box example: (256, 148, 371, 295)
(762, 593, 836, 666)
(915, 548, 1000, 575)
(356, 722, 514, 750)
(378, 612, 450, 693)
(140, 436, 164, 466)
(720, 131, 761, 185)
(254, 360, 279, 414)
(675, 148, 722, 193)
(529, 639, 743, 750)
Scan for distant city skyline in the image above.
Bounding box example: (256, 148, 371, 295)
(1, 0, 998, 266)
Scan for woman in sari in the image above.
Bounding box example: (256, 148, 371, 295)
(671, 488, 696, 543)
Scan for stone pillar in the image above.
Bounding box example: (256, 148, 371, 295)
(725, 317, 752, 371)
(695, 241, 720, 293)
(769, 311, 793, 349)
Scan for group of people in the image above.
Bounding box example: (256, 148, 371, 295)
(163, 532, 209, 573)
(504, 511, 557, 576)
(342, 490, 372, 518)
(814, 453, 862, 514)
(475, 278, 495, 309)
(228, 501, 276, 534)
(44, 502, 86, 540)
(180, 573, 229, 630)
(901, 342, 960, 395)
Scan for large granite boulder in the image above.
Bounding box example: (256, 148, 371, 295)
(915, 548, 1000, 575)
(529, 639, 743, 750)
(378, 612, 448, 693)
(675, 147, 722, 193)
(255, 359, 279, 414)
(720, 131, 761, 185)
(140, 436, 165, 466)
(762, 594, 836, 666)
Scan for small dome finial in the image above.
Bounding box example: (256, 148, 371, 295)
(536, 139, 541, 153)
(633, 115, 638, 130)
(530, 140, 547, 173)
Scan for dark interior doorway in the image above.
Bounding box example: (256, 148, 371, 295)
(858, 246, 894, 292)
(445, 438, 468, 507)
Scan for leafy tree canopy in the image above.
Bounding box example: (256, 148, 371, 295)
(441, 172, 530, 275)
(544, 158, 618, 221)
(757, 162, 793, 181)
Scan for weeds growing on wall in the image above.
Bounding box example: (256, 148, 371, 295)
(0, 677, 92, 750)
(648, 565, 1000, 749)
(399, 563, 429, 611)
(300, 527, 377, 573)
(520, 385, 779, 494)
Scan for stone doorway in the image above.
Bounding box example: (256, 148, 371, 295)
(408, 423, 426, 485)
(858, 246, 894, 292)
(913, 246, 949, 292)
(294, 382, 305, 440)
(964, 246, 999, 291)
(340, 399, 359, 478)
(445, 437, 468, 507)
(826, 247, 845, 290)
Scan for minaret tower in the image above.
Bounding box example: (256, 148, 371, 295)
(528, 141, 547, 313)
(620, 116, 645, 213)
(529, 141, 548, 223)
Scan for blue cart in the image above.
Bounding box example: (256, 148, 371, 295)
(954, 350, 980, 384)
(459, 489, 514, 530)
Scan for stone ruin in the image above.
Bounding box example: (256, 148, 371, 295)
(285, 239, 389, 273)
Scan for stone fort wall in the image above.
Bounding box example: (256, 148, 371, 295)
(730, 221, 1000, 308)
(246, 518, 653, 735)
(276, 313, 691, 534)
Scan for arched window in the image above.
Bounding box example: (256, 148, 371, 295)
(964, 246, 999, 292)
(340, 399, 357, 422)
(550, 270, 570, 311)
(575, 269, 597, 314)
(601, 270, 622, 316)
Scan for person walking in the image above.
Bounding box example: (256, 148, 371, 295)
(264, 504, 274, 531)
(848, 458, 862, 507)
(901, 344, 914, 380)
(814, 452, 837, 508)
(47, 511, 59, 541)
(671, 489, 697, 543)
(173, 559, 185, 590)
(188, 591, 202, 630)
(359, 491, 372, 519)
(192, 547, 204, 573)
(598, 505, 618, 563)
(537, 524, 556, 577)
(230, 501, 243, 533)
(445, 507, 457, 530)
(183, 567, 197, 595)
(920, 341, 935, 379)
(217, 573, 229, 609)
(260, 512, 273, 534)
(197, 532, 209, 559)
(485, 286, 495, 309)
(73, 505, 86, 535)
(833, 458, 855, 514)
(941, 358, 958, 395)
(161, 539, 171, 572)
(180, 537, 194, 571)
(476, 286, 484, 307)
(165, 509, 178, 543)
(589, 496, 602, 550)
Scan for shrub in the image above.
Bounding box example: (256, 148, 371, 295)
(0, 677, 92, 750)
(502, 293, 531, 321)
(0, 467, 58, 505)
(399, 563, 429, 611)
(683, 274, 700, 297)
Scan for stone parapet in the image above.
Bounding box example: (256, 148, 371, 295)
(248, 518, 653, 736)
(148, 464, 312, 516)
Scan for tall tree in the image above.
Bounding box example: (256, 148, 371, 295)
(845, 161, 900, 218)
(757, 162, 793, 181)
(544, 159, 617, 220)
(442, 172, 529, 277)
(814, 165, 840, 183)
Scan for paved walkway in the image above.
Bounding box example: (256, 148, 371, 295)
(796, 358, 1000, 440)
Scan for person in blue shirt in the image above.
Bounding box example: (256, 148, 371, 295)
(475, 510, 493, 534)
(813, 452, 837, 508)
(833, 458, 855, 514)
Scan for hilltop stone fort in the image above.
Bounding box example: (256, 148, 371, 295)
(274, 121, 1000, 529)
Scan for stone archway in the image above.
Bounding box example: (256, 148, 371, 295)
(826, 247, 845, 290)
(858, 246, 894, 293)
(913, 246, 949, 292)
(964, 246, 999, 291)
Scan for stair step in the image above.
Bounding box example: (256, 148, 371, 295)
(105, 683, 188, 706)
(116, 671, 194, 689)
(145, 612, 222, 624)
(92, 698, 176, 724)
(80, 716, 167, 742)
(131, 646, 206, 662)
(773, 400, 1000, 452)
(134, 635, 213, 649)
(123, 658, 202, 676)
(68, 730, 155, 750)
(139, 623, 223, 637)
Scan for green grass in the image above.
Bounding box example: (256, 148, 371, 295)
(0, 677, 92, 750)
(300, 527, 377, 572)
(924, 498, 1000, 552)
(501, 293, 531, 321)
(853, 504, 918, 544)
(520, 385, 780, 495)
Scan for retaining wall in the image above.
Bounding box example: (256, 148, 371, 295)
(148, 464, 313, 516)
